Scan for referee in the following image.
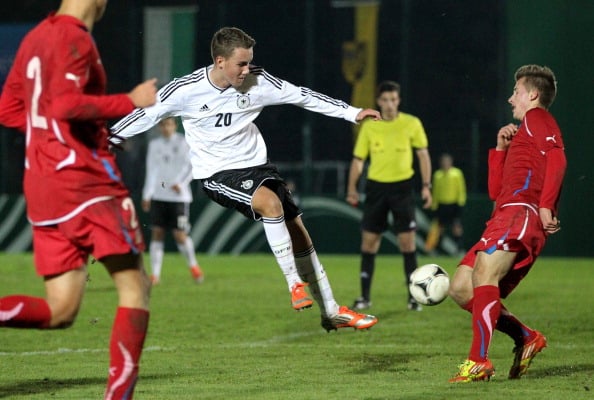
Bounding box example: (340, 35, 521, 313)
(346, 81, 432, 311)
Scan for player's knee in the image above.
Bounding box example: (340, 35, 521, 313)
(252, 185, 284, 217)
(255, 197, 283, 217)
(47, 306, 80, 329)
(448, 276, 471, 306)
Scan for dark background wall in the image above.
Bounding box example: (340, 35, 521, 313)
(0, 0, 592, 256)
(506, 1, 594, 257)
(0, 0, 502, 188)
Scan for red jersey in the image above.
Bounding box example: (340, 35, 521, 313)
(488, 107, 566, 215)
(0, 14, 135, 225)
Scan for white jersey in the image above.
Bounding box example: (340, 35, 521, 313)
(143, 132, 193, 203)
(111, 65, 362, 179)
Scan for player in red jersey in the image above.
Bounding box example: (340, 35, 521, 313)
(447, 65, 566, 382)
(0, 1, 157, 398)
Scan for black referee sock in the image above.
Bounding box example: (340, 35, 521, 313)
(360, 252, 376, 301)
(402, 251, 417, 298)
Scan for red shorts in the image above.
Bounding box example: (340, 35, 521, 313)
(32, 196, 145, 276)
(460, 204, 546, 298)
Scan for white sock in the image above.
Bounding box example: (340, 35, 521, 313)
(295, 246, 339, 317)
(262, 216, 302, 291)
(149, 240, 164, 278)
(177, 237, 199, 268)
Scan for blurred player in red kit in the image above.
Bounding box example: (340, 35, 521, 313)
(0, 0, 157, 398)
(448, 65, 566, 382)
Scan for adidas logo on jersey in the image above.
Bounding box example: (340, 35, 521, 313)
(199, 104, 210, 112)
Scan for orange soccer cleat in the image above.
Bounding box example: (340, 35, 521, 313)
(508, 331, 547, 379)
(320, 306, 378, 332)
(190, 265, 204, 284)
(291, 282, 313, 311)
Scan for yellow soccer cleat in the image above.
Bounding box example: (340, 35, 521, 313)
(449, 359, 495, 383)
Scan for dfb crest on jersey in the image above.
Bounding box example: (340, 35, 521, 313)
(237, 94, 250, 109)
(342, 41, 367, 84)
(241, 180, 254, 190)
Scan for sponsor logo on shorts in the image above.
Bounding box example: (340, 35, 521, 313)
(241, 180, 254, 190)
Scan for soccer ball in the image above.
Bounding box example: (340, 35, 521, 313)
(408, 264, 450, 305)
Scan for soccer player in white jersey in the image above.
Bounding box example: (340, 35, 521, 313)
(112, 26, 381, 331)
(142, 117, 204, 285)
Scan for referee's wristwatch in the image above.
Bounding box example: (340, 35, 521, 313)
(422, 182, 432, 190)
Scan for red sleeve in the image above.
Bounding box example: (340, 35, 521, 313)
(488, 149, 506, 200)
(51, 92, 135, 121)
(0, 56, 27, 132)
(47, 29, 135, 121)
(539, 147, 566, 211)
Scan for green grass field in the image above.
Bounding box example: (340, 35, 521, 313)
(0, 253, 592, 399)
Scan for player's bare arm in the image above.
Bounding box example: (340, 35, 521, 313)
(355, 109, 382, 122)
(346, 157, 364, 207)
(496, 123, 518, 150)
(416, 148, 432, 209)
(128, 78, 158, 108)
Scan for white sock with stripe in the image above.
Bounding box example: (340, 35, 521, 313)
(295, 246, 339, 317)
(262, 216, 301, 291)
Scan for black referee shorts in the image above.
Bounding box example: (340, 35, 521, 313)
(362, 179, 417, 234)
(201, 162, 302, 221)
